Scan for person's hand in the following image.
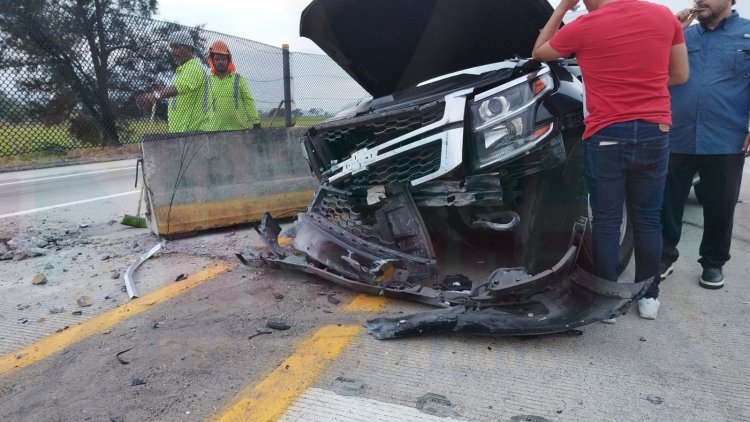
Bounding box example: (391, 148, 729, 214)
(150, 82, 164, 92)
(136, 93, 155, 110)
(743, 133, 750, 157)
(557, 0, 580, 12)
(676, 8, 697, 29)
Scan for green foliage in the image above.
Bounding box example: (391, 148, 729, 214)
(0, 0, 204, 147)
(0, 92, 26, 123)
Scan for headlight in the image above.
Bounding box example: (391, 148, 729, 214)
(470, 71, 555, 169)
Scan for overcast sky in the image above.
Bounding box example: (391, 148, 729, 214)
(155, 0, 750, 54)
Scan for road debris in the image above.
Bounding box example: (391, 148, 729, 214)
(32, 274, 47, 285)
(273, 292, 284, 300)
(646, 395, 664, 405)
(77, 296, 93, 307)
(331, 377, 364, 396)
(130, 378, 146, 386)
(174, 273, 187, 282)
(266, 318, 291, 330)
(125, 240, 166, 299)
(49, 307, 65, 314)
(327, 294, 340, 305)
(416, 393, 454, 418)
(111, 272, 120, 279)
(116, 348, 134, 365)
(639, 336, 647, 342)
(510, 416, 552, 422)
(248, 328, 273, 340)
(72, 310, 83, 316)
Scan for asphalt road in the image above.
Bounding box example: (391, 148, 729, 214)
(0, 159, 139, 221)
(0, 160, 747, 422)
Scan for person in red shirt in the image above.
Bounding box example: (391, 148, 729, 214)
(532, 0, 688, 321)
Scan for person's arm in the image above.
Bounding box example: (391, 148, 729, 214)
(675, 8, 697, 30)
(668, 43, 689, 85)
(668, 15, 689, 86)
(742, 133, 750, 157)
(239, 77, 261, 128)
(136, 83, 180, 110)
(532, 0, 580, 61)
(154, 84, 178, 99)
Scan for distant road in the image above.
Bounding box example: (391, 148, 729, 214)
(0, 160, 140, 221)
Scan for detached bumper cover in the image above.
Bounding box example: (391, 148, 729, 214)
(364, 269, 649, 339)
(238, 184, 651, 338)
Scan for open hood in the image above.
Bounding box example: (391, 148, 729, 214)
(300, 0, 555, 97)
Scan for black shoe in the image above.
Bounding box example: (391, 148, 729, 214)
(659, 263, 674, 281)
(700, 267, 724, 289)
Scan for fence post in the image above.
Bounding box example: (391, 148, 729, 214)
(282, 43, 292, 127)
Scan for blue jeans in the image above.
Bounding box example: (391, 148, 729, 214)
(583, 120, 669, 296)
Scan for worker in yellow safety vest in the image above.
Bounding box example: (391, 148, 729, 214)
(136, 31, 209, 133)
(205, 41, 261, 131)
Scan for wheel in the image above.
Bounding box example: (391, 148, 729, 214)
(513, 142, 633, 276)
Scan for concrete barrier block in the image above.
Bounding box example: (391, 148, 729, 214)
(140, 128, 317, 236)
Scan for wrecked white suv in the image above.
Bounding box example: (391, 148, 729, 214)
(240, 0, 646, 339)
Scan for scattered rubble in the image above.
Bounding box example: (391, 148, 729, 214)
(248, 328, 273, 340)
(266, 318, 291, 331)
(327, 294, 340, 305)
(32, 274, 47, 285)
(646, 395, 664, 405)
(416, 393, 454, 418)
(116, 348, 134, 365)
(77, 296, 93, 307)
(331, 376, 364, 396)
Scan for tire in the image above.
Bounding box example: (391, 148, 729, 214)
(577, 199, 634, 276)
(513, 142, 634, 276)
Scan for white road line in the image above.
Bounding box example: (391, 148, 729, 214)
(0, 167, 133, 187)
(0, 190, 140, 219)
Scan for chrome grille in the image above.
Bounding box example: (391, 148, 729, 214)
(350, 141, 442, 187)
(318, 102, 445, 161)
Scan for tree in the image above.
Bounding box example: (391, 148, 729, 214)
(0, 0, 203, 146)
(0, 92, 27, 123)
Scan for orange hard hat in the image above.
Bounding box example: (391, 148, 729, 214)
(209, 40, 231, 57)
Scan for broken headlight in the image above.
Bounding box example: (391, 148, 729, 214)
(470, 70, 555, 169)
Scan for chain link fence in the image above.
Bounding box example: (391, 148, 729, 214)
(0, 7, 369, 158)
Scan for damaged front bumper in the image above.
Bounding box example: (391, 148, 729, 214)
(238, 184, 650, 338)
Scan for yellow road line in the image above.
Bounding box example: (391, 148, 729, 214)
(344, 294, 388, 312)
(0, 263, 231, 376)
(210, 325, 361, 422)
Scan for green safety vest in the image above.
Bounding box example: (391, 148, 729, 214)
(204, 72, 260, 132)
(168, 58, 209, 133)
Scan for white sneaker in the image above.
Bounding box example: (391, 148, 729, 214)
(638, 298, 660, 320)
(601, 318, 617, 324)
